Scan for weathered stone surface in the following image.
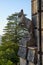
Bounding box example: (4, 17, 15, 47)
(20, 58, 26, 65)
(41, 0, 43, 10)
(19, 33, 32, 47)
(19, 38, 27, 47)
(32, 14, 39, 28)
(18, 16, 35, 47)
(41, 12, 43, 28)
(18, 9, 37, 64)
(18, 46, 26, 59)
(20, 58, 34, 65)
(42, 31, 43, 52)
(27, 49, 35, 63)
(32, 0, 38, 14)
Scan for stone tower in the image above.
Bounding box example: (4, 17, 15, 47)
(32, 0, 39, 50)
(32, 0, 43, 64)
(32, 0, 43, 28)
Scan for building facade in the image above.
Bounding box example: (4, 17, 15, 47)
(32, 0, 43, 64)
(18, 0, 43, 65)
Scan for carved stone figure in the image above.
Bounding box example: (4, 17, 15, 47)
(18, 9, 35, 47)
(18, 9, 38, 64)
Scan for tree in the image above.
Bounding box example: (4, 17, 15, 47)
(1, 13, 21, 65)
(1, 10, 28, 65)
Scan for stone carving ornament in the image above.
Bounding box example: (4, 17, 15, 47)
(18, 10, 35, 47)
(18, 10, 37, 60)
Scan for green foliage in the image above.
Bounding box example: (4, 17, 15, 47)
(0, 11, 27, 65)
(0, 43, 19, 65)
(0, 12, 21, 65)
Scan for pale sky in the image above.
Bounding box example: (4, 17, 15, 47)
(0, 0, 31, 35)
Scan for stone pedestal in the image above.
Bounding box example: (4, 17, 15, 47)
(20, 58, 35, 65)
(20, 58, 26, 65)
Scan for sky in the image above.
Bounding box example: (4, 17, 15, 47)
(0, 0, 31, 35)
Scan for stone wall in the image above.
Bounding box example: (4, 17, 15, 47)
(20, 58, 35, 65)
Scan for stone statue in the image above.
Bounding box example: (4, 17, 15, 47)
(18, 10, 37, 62)
(18, 9, 36, 47)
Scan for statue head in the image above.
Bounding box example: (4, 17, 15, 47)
(18, 9, 26, 27)
(18, 9, 26, 17)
